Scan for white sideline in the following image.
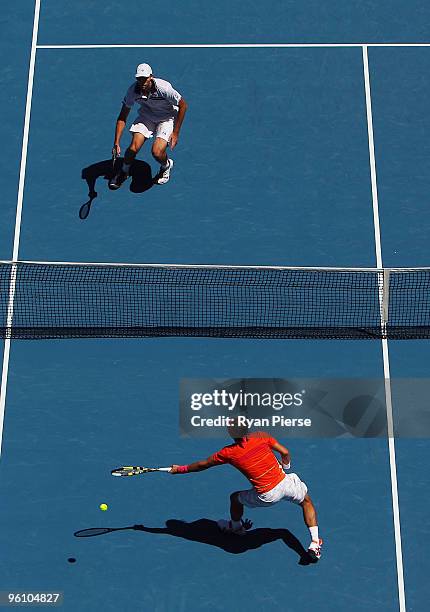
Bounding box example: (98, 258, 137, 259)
(362, 45, 406, 612)
(0, 0, 41, 454)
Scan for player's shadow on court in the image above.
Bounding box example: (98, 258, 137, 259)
(74, 519, 312, 565)
(81, 157, 154, 196)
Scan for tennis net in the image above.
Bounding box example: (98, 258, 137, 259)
(0, 260, 429, 340)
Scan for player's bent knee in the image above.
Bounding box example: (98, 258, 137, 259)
(152, 145, 167, 159)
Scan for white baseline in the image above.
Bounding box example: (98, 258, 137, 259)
(37, 43, 430, 49)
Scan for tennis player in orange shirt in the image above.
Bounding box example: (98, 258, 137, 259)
(171, 422, 322, 561)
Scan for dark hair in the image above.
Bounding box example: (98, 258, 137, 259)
(228, 416, 249, 440)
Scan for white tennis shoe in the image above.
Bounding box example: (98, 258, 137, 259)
(156, 158, 174, 185)
(308, 538, 323, 561)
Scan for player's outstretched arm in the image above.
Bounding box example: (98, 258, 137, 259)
(270, 440, 291, 469)
(170, 456, 217, 474)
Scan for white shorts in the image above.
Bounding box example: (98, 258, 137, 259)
(238, 473, 308, 508)
(130, 117, 174, 142)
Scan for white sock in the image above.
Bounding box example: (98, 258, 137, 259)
(122, 163, 130, 174)
(309, 526, 319, 542)
(231, 519, 242, 530)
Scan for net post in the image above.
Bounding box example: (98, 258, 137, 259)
(382, 268, 390, 337)
(4, 263, 18, 340)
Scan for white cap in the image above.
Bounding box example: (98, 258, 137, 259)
(135, 63, 152, 78)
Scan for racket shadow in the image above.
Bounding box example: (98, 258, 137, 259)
(74, 526, 135, 537)
(74, 519, 311, 565)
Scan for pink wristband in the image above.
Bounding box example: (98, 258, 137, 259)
(177, 465, 189, 473)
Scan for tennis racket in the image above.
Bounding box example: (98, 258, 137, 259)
(79, 190, 97, 220)
(112, 146, 118, 170)
(111, 466, 172, 477)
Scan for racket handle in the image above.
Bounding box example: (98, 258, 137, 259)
(158, 467, 172, 472)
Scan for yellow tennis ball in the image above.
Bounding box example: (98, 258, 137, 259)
(99, 503, 108, 511)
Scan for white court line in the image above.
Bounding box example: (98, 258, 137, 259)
(0, 0, 41, 454)
(36, 43, 430, 49)
(362, 45, 406, 612)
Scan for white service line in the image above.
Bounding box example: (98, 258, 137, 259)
(35, 42, 430, 49)
(0, 0, 41, 454)
(362, 45, 406, 612)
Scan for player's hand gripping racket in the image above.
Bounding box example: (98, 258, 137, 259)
(111, 145, 119, 169)
(111, 466, 172, 477)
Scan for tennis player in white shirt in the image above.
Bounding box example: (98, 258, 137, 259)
(110, 63, 188, 189)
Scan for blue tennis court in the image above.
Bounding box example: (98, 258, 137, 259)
(1, 2, 430, 610)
